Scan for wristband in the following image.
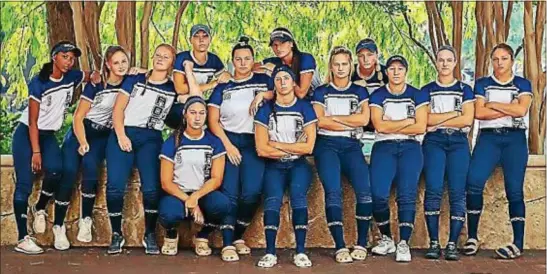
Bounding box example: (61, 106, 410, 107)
(33, 151, 41, 154)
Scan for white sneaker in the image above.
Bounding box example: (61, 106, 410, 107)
(372, 235, 396, 255)
(53, 225, 70, 250)
(395, 240, 412, 262)
(257, 254, 278, 268)
(77, 217, 93, 243)
(33, 208, 47, 234)
(14, 235, 44, 254)
(293, 253, 312, 268)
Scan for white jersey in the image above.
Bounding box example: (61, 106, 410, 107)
(120, 74, 177, 131)
(19, 70, 85, 131)
(81, 81, 123, 128)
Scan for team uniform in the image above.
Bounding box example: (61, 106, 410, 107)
(165, 51, 225, 129)
(421, 80, 474, 248)
(262, 52, 321, 98)
(311, 82, 373, 250)
(105, 73, 177, 244)
(369, 84, 429, 250)
(55, 81, 122, 235)
(254, 98, 317, 256)
(352, 64, 389, 153)
(12, 70, 84, 242)
(207, 73, 270, 244)
(158, 131, 231, 245)
(466, 75, 532, 256)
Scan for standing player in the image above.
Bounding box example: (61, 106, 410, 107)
(207, 37, 270, 260)
(105, 44, 178, 255)
(311, 46, 372, 263)
(165, 24, 231, 129)
(369, 55, 429, 262)
(13, 41, 100, 254)
(254, 65, 317, 268)
(421, 45, 475, 261)
(464, 43, 533, 259)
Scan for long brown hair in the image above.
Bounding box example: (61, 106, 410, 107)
(101, 45, 129, 88)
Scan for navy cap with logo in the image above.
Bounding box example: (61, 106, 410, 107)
(269, 28, 294, 46)
(355, 38, 378, 54)
(386, 55, 408, 70)
(51, 41, 82, 58)
(270, 64, 296, 88)
(190, 24, 211, 38)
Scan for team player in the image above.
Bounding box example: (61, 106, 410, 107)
(158, 95, 231, 258)
(254, 27, 320, 100)
(254, 65, 317, 268)
(207, 37, 270, 260)
(464, 43, 533, 259)
(165, 24, 231, 129)
(311, 46, 372, 263)
(369, 55, 429, 262)
(421, 45, 475, 261)
(105, 44, 178, 255)
(13, 41, 100, 254)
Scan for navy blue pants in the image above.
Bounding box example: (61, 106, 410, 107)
(466, 129, 528, 249)
(211, 131, 264, 244)
(55, 120, 110, 226)
(159, 191, 231, 245)
(370, 139, 423, 242)
(164, 102, 184, 130)
(105, 127, 162, 235)
(12, 123, 62, 240)
(263, 158, 312, 255)
(313, 136, 372, 249)
(422, 130, 469, 244)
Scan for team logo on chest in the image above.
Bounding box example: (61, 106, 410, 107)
(350, 99, 358, 114)
(454, 97, 462, 112)
(223, 92, 232, 101)
(175, 151, 183, 164)
(95, 94, 103, 105)
(406, 104, 416, 118)
(46, 96, 52, 107)
(295, 118, 303, 139)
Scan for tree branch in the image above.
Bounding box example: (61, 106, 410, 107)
(402, 10, 435, 65)
(172, 1, 189, 48)
(535, 0, 545, 60)
(504, 1, 514, 41)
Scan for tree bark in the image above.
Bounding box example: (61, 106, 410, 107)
(451, 1, 463, 80)
(474, 2, 485, 79)
(69, 2, 90, 72)
(504, 1, 514, 41)
(83, 1, 102, 70)
(140, 2, 153, 68)
(425, 5, 438, 54)
(483, 1, 495, 76)
(493, 1, 505, 43)
(172, 1, 190, 49)
(45, 2, 76, 49)
(115, 2, 136, 66)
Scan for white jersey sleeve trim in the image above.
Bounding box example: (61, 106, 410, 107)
(119, 89, 131, 96)
(29, 95, 41, 103)
(159, 154, 175, 163)
(416, 102, 429, 109)
(475, 94, 486, 99)
(304, 119, 318, 127)
(300, 69, 315, 74)
(310, 101, 326, 107)
(212, 151, 227, 159)
(370, 104, 383, 109)
(207, 103, 220, 109)
(518, 91, 533, 98)
(254, 120, 269, 128)
(462, 99, 476, 105)
(358, 98, 369, 106)
(173, 69, 185, 74)
(80, 95, 94, 103)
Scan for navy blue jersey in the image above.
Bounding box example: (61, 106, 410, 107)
(262, 52, 321, 92)
(421, 80, 475, 131)
(208, 73, 270, 134)
(312, 82, 369, 139)
(19, 70, 85, 131)
(369, 84, 429, 142)
(255, 98, 317, 160)
(160, 130, 226, 192)
(474, 75, 532, 129)
(120, 73, 177, 131)
(173, 51, 225, 85)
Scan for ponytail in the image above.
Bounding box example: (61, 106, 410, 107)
(291, 44, 302, 84)
(38, 62, 54, 81)
(231, 36, 254, 58)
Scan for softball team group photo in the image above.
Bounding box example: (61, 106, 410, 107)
(11, 23, 533, 268)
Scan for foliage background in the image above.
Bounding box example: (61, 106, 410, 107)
(0, 1, 544, 153)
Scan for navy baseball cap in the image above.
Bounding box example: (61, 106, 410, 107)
(355, 38, 378, 54)
(190, 24, 211, 37)
(271, 64, 296, 80)
(269, 28, 294, 46)
(51, 41, 82, 58)
(386, 55, 408, 70)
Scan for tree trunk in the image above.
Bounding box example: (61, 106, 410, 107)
(45, 2, 76, 49)
(451, 1, 463, 80)
(69, 2, 90, 72)
(140, 2, 153, 68)
(115, 2, 136, 67)
(483, 1, 495, 76)
(524, 1, 546, 154)
(83, 1, 102, 70)
(504, 1, 514, 41)
(172, 1, 190, 49)
(493, 2, 505, 43)
(474, 2, 485, 79)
